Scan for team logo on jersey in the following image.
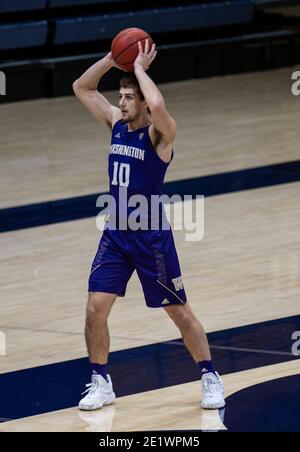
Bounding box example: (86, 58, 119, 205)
(139, 132, 144, 141)
(172, 276, 184, 292)
(115, 133, 121, 139)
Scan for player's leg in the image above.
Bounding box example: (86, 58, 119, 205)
(79, 229, 134, 411)
(79, 292, 117, 411)
(85, 291, 117, 370)
(132, 228, 225, 409)
(163, 303, 211, 362)
(86, 228, 134, 369)
(164, 303, 225, 410)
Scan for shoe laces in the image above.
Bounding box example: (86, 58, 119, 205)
(81, 380, 100, 396)
(203, 375, 221, 394)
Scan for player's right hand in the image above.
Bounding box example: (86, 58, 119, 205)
(105, 52, 127, 72)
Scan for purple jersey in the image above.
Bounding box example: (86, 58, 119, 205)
(108, 120, 172, 226)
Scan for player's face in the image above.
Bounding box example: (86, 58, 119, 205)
(119, 88, 146, 123)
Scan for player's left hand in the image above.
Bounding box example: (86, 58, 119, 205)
(134, 40, 157, 71)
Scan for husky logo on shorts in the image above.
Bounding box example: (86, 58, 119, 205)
(172, 276, 184, 292)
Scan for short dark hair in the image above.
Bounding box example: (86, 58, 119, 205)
(119, 73, 145, 101)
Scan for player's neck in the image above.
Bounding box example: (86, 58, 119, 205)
(127, 114, 151, 132)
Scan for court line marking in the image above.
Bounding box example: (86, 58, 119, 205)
(166, 340, 295, 357)
(0, 327, 296, 357)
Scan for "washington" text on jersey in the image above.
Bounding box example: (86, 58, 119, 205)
(110, 144, 145, 161)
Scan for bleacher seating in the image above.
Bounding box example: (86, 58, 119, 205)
(0, 21, 48, 50)
(54, 0, 254, 44)
(0, 0, 47, 14)
(3, 1, 299, 52)
(54, 2, 254, 45)
(48, 0, 129, 6)
(0, 1, 254, 51)
(255, 0, 300, 5)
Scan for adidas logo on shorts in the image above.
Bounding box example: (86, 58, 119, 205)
(162, 299, 170, 305)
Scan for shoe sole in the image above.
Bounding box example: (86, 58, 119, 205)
(78, 394, 116, 411)
(201, 401, 226, 410)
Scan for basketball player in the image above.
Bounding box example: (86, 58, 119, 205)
(73, 40, 225, 411)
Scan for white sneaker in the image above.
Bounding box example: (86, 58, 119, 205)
(78, 374, 116, 411)
(201, 372, 225, 410)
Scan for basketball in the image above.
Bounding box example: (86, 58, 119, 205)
(111, 28, 154, 72)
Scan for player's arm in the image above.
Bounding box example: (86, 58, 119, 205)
(72, 53, 122, 129)
(134, 41, 176, 149)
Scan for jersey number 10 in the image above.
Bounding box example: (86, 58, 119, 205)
(112, 162, 130, 187)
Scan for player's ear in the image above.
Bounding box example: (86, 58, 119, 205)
(144, 101, 150, 114)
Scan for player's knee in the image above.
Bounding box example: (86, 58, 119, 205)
(165, 304, 193, 329)
(86, 300, 97, 319)
(178, 311, 193, 330)
(86, 293, 109, 320)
